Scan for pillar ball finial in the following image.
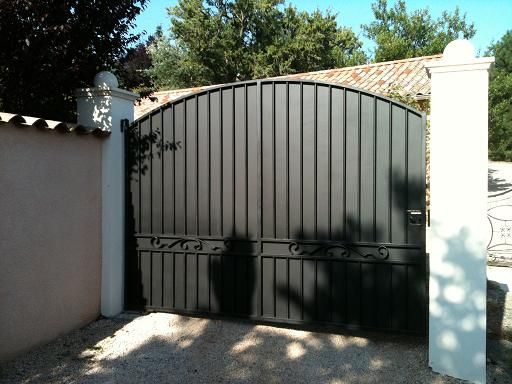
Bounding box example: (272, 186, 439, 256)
(93, 71, 119, 88)
(443, 39, 476, 61)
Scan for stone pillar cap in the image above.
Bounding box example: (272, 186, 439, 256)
(94, 71, 119, 88)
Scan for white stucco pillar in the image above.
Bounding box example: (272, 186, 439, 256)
(75, 72, 139, 317)
(425, 41, 494, 384)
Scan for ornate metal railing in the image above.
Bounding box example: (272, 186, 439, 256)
(487, 205, 512, 264)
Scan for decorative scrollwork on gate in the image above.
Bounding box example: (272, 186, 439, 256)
(487, 205, 512, 263)
(150, 236, 230, 253)
(288, 241, 389, 260)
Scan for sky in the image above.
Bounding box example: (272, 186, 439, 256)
(132, 0, 512, 55)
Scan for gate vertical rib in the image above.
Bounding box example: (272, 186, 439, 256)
(342, 88, 347, 241)
(286, 82, 290, 318)
(257, 81, 263, 317)
(149, 115, 153, 235)
(357, 92, 361, 242)
(328, 85, 332, 240)
(313, 84, 317, 239)
(161, 108, 165, 307)
(195, 94, 199, 237)
(388, 103, 393, 243)
(219, 90, 223, 237)
(245, 84, 249, 239)
(232, 86, 236, 237)
(207, 92, 211, 237)
(299, 82, 304, 320)
(373, 96, 377, 242)
(405, 110, 409, 244)
(272, 82, 276, 239)
(183, 101, 187, 236)
(137, 121, 142, 305)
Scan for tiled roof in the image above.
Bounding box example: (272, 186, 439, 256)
(0, 112, 109, 136)
(134, 54, 441, 119)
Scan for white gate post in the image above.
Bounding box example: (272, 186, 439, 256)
(425, 40, 493, 383)
(75, 72, 139, 317)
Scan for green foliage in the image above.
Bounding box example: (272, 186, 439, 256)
(362, 0, 475, 62)
(116, 31, 160, 97)
(0, 0, 147, 121)
(488, 31, 512, 161)
(148, 0, 366, 89)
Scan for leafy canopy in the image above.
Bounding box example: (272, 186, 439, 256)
(488, 31, 512, 161)
(148, 0, 366, 89)
(0, 0, 147, 121)
(362, 0, 476, 62)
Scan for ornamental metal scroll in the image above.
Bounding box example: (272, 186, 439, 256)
(487, 205, 512, 263)
(150, 236, 231, 254)
(288, 241, 389, 260)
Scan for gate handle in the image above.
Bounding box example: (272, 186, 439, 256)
(407, 210, 425, 226)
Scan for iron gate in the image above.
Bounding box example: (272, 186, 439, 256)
(125, 80, 427, 333)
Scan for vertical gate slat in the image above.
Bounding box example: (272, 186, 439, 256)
(360, 94, 376, 242)
(234, 86, 247, 238)
(275, 258, 287, 318)
(407, 112, 425, 244)
(345, 90, 360, 242)
(391, 105, 407, 243)
(209, 92, 222, 236)
(261, 83, 274, 238)
(185, 98, 197, 235)
(375, 99, 391, 243)
(331, 88, 345, 240)
(198, 94, 209, 235)
(302, 85, 315, 237)
(162, 108, 174, 234)
(247, 85, 258, 239)
(174, 252, 185, 309)
(275, 83, 288, 239)
(288, 84, 302, 238)
(163, 252, 174, 308)
(140, 119, 151, 233)
(316, 86, 330, 238)
(174, 102, 185, 235)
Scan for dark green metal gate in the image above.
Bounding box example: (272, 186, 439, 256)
(125, 80, 427, 333)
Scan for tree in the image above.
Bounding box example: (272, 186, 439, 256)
(362, 0, 476, 62)
(488, 31, 512, 161)
(148, 0, 366, 89)
(116, 29, 161, 97)
(0, 0, 147, 121)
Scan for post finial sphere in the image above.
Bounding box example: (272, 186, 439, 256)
(443, 39, 476, 61)
(93, 71, 119, 88)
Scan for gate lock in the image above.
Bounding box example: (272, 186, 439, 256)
(407, 210, 424, 226)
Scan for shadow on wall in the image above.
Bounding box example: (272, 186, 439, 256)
(429, 227, 488, 380)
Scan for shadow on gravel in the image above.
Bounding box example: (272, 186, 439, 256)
(1, 311, 512, 384)
(0, 317, 130, 384)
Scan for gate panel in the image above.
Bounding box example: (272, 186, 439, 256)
(125, 79, 427, 333)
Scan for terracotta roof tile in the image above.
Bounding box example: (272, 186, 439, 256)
(0, 112, 108, 136)
(134, 55, 441, 119)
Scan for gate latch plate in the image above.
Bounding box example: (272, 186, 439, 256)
(407, 210, 424, 226)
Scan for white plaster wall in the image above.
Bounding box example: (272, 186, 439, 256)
(76, 81, 138, 317)
(426, 41, 493, 384)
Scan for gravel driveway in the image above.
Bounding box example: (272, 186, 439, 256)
(1, 313, 511, 384)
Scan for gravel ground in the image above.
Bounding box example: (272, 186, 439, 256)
(488, 280, 512, 341)
(1, 313, 511, 384)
